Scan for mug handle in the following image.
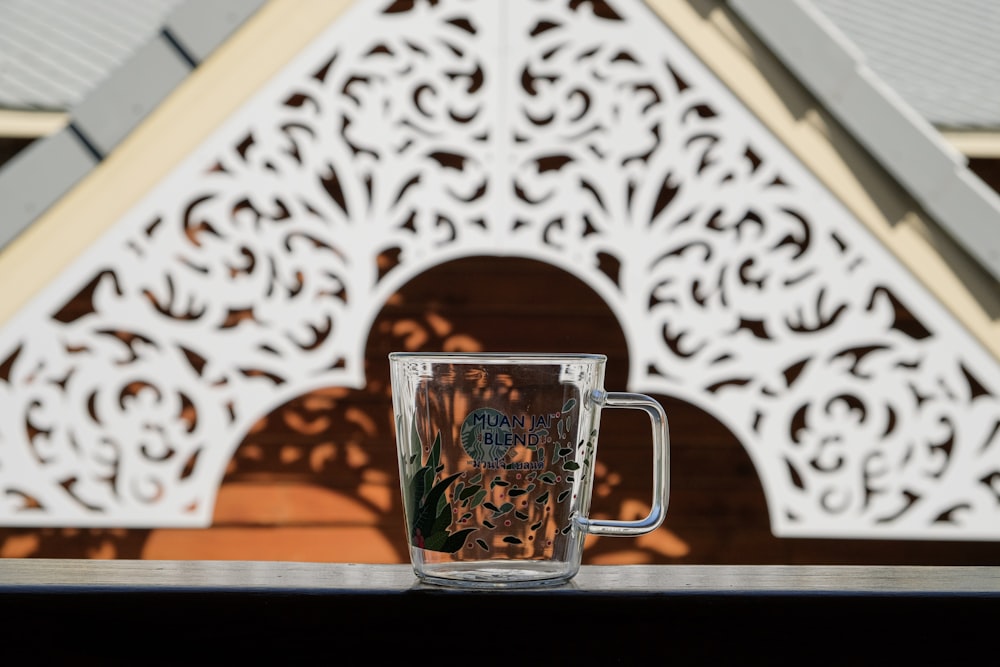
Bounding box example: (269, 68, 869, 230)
(578, 391, 670, 536)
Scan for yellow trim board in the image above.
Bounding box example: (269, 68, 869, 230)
(645, 0, 1000, 362)
(943, 131, 1000, 159)
(0, 110, 68, 138)
(0, 0, 355, 326)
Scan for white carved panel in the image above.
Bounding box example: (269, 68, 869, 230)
(0, 0, 998, 538)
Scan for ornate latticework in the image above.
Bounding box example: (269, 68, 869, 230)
(1, 0, 998, 538)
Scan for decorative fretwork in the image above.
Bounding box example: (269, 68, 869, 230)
(1, 0, 998, 538)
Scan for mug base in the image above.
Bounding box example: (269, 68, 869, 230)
(412, 561, 578, 589)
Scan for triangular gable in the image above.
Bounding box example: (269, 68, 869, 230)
(0, 0, 998, 540)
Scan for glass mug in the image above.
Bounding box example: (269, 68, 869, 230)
(389, 352, 670, 588)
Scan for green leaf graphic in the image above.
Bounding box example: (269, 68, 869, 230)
(405, 419, 474, 554)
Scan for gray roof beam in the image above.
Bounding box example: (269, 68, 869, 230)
(71, 30, 195, 157)
(164, 0, 268, 64)
(0, 127, 98, 249)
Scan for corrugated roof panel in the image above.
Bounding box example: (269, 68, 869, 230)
(0, 0, 183, 111)
(3, 0, 998, 129)
(812, 0, 1000, 129)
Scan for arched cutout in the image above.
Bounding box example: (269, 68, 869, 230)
(6, 256, 1000, 564)
(152, 255, 1000, 564)
(147, 255, 775, 564)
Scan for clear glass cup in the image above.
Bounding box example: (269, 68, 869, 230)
(389, 352, 670, 588)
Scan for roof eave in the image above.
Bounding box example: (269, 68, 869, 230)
(0, 0, 268, 252)
(728, 0, 1000, 285)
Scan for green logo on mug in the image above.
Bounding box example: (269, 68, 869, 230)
(460, 408, 515, 464)
(459, 403, 575, 467)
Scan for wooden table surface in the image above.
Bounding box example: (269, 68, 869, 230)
(2, 559, 999, 593)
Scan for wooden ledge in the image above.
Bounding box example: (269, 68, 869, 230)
(2, 559, 999, 594)
(3, 560, 998, 664)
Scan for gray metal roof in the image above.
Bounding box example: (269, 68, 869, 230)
(2, 0, 998, 131)
(0, 0, 184, 111)
(811, 0, 1000, 130)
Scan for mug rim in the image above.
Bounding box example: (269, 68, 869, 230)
(388, 351, 607, 363)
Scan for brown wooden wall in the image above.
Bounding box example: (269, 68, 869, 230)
(2, 256, 1000, 565)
